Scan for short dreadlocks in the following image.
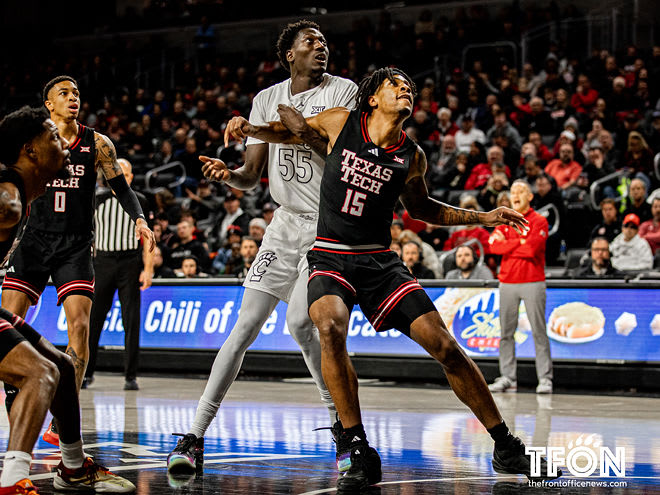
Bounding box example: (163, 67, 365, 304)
(355, 67, 417, 115)
(276, 20, 321, 72)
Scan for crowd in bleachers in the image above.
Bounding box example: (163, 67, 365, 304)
(1, 6, 660, 280)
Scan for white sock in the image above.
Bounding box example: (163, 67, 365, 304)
(60, 439, 85, 470)
(0, 451, 31, 487)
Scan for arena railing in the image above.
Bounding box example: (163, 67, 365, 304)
(535, 203, 560, 237)
(588, 170, 627, 210)
(143, 161, 187, 192)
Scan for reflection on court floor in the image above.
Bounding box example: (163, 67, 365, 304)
(1, 375, 659, 494)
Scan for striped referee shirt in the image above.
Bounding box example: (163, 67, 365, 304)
(94, 188, 148, 253)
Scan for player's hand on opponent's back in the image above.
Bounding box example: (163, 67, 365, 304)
(481, 207, 529, 235)
(199, 155, 230, 183)
(224, 116, 256, 146)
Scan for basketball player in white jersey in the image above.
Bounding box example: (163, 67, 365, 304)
(167, 20, 357, 474)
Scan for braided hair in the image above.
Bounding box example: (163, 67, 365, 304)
(355, 67, 417, 115)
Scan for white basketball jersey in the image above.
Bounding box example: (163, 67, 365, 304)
(246, 74, 357, 214)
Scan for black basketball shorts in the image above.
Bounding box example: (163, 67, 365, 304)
(2, 229, 94, 306)
(0, 307, 42, 362)
(307, 249, 436, 336)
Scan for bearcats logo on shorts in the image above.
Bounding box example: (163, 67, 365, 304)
(250, 251, 278, 282)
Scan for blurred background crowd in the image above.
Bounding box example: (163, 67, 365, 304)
(1, 0, 659, 280)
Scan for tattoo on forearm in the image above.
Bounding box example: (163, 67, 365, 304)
(66, 347, 85, 374)
(439, 206, 480, 226)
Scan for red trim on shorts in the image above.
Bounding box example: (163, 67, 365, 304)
(309, 270, 356, 297)
(311, 247, 391, 255)
(371, 280, 423, 330)
(316, 236, 340, 242)
(0, 321, 14, 333)
(1, 277, 41, 304)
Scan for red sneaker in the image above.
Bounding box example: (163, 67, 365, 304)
(41, 421, 59, 447)
(0, 479, 39, 494)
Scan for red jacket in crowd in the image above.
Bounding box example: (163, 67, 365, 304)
(488, 208, 548, 283)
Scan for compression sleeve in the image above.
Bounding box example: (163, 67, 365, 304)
(107, 175, 145, 223)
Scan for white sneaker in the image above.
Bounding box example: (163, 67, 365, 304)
(536, 378, 553, 394)
(488, 376, 517, 393)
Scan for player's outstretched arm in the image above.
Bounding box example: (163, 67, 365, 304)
(95, 132, 155, 251)
(400, 147, 528, 234)
(199, 142, 268, 190)
(224, 116, 300, 147)
(0, 183, 22, 229)
(277, 105, 329, 157)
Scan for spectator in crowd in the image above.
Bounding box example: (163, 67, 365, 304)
(496, 191, 511, 208)
(639, 197, 660, 254)
(520, 96, 554, 137)
(232, 236, 259, 279)
(598, 129, 621, 171)
(454, 114, 485, 153)
(248, 217, 267, 246)
(570, 74, 599, 115)
(518, 154, 544, 185)
(261, 202, 276, 225)
(390, 218, 404, 242)
(623, 131, 654, 181)
(418, 222, 448, 251)
(583, 143, 615, 185)
(478, 172, 509, 211)
(610, 213, 654, 271)
(169, 219, 211, 272)
(434, 150, 470, 191)
(545, 143, 582, 190)
(488, 180, 553, 394)
(401, 241, 435, 279)
(436, 107, 458, 138)
(590, 198, 621, 242)
(153, 246, 176, 278)
(185, 179, 223, 223)
(398, 230, 441, 278)
(213, 192, 251, 249)
(465, 145, 511, 190)
(390, 240, 402, 258)
(486, 111, 522, 151)
(573, 237, 624, 278)
(622, 178, 652, 223)
(178, 255, 209, 278)
(528, 131, 554, 162)
(444, 245, 493, 280)
(211, 226, 243, 274)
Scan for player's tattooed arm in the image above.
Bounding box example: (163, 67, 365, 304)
(94, 132, 122, 179)
(0, 183, 22, 230)
(400, 147, 528, 232)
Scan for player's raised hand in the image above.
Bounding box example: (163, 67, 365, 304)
(224, 116, 255, 146)
(482, 207, 529, 235)
(199, 155, 230, 183)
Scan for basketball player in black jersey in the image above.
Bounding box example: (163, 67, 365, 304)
(0, 106, 135, 493)
(2, 76, 155, 446)
(225, 68, 560, 491)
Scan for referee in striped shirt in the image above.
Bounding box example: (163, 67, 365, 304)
(86, 158, 154, 390)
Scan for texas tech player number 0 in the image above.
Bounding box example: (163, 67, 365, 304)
(54, 191, 66, 212)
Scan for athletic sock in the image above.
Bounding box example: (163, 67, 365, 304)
(0, 451, 31, 487)
(342, 423, 367, 444)
(189, 396, 220, 440)
(60, 439, 85, 470)
(488, 421, 513, 449)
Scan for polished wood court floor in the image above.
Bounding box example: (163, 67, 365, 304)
(1, 374, 659, 494)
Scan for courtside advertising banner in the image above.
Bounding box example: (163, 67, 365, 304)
(11, 284, 660, 362)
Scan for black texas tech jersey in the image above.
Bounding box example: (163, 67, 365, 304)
(314, 111, 417, 252)
(26, 124, 96, 235)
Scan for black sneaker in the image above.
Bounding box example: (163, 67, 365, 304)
(492, 436, 561, 480)
(336, 438, 382, 492)
(167, 433, 204, 474)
